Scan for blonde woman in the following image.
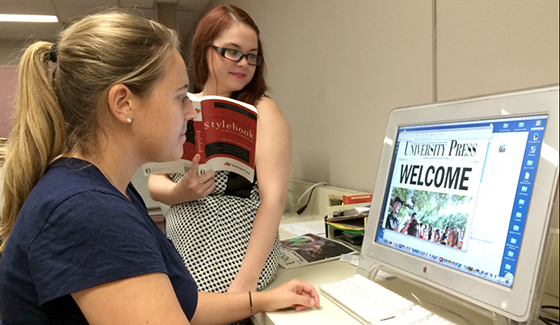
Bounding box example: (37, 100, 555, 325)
(0, 10, 318, 324)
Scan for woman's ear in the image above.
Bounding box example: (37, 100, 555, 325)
(107, 84, 134, 124)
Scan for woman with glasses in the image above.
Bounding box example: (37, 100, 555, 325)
(148, 3, 291, 310)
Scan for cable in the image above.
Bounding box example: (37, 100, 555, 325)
(540, 316, 559, 325)
(296, 186, 318, 214)
(296, 182, 328, 206)
(296, 182, 327, 214)
(540, 305, 559, 325)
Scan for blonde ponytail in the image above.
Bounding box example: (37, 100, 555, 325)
(0, 10, 179, 253)
(0, 42, 66, 252)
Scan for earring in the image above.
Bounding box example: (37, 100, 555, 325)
(126, 118, 132, 124)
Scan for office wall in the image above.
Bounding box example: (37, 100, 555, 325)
(202, 0, 559, 228)
(0, 65, 17, 138)
(0, 1, 557, 224)
(214, 0, 435, 189)
(0, 40, 26, 138)
(0, 39, 26, 65)
(436, 1, 559, 100)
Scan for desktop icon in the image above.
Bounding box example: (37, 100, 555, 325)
(508, 251, 514, 257)
(518, 122, 525, 127)
(503, 123, 509, 128)
(521, 186, 528, 192)
(525, 172, 530, 180)
(527, 160, 533, 166)
(533, 133, 539, 140)
(516, 212, 522, 218)
(513, 225, 520, 232)
(505, 264, 511, 270)
(530, 146, 536, 153)
(518, 199, 525, 205)
(510, 238, 517, 245)
(536, 120, 542, 127)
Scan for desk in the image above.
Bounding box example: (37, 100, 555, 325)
(253, 213, 560, 325)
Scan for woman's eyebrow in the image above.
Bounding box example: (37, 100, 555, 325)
(176, 83, 189, 92)
(224, 42, 258, 52)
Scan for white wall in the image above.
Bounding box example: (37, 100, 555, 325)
(206, 0, 559, 227)
(436, 1, 559, 100)
(238, 0, 434, 193)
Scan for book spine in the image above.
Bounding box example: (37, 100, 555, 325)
(193, 102, 207, 173)
(342, 194, 373, 205)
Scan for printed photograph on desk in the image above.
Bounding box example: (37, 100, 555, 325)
(279, 233, 355, 269)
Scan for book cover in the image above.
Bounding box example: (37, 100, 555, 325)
(278, 233, 355, 269)
(142, 94, 257, 182)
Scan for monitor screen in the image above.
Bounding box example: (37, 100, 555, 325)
(375, 114, 548, 288)
(359, 85, 559, 322)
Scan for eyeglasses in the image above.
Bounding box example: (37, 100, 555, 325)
(212, 45, 263, 66)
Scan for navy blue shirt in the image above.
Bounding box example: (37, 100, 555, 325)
(0, 158, 198, 324)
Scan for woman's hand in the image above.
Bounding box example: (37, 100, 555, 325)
(258, 279, 320, 312)
(192, 280, 320, 324)
(148, 154, 215, 206)
(174, 154, 215, 201)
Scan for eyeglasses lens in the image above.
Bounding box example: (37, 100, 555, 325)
(215, 46, 261, 66)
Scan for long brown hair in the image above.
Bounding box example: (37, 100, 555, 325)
(0, 10, 179, 252)
(190, 4, 267, 106)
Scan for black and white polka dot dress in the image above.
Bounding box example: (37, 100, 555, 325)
(165, 170, 280, 294)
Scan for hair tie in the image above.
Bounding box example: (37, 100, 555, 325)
(49, 43, 58, 63)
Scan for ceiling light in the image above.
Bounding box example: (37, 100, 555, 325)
(0, 14, 58, 23)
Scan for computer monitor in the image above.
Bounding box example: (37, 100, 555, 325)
(358, 85, 559, 323)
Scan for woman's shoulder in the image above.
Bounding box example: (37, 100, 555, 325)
(27, 159, 134, 218)
(255, 95, 280, 112)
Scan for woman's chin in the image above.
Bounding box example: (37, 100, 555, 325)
(170, 152, 183, 162)
(158, 151, 183, 163)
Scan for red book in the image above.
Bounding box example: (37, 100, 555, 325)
(342, 193, 373, 205)
(143, 95, 257, 182)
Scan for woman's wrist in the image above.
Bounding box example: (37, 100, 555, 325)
(248, 291, 254, 315)
(250, 291, 270, 314)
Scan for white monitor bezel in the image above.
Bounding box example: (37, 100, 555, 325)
(360, 85, 559, 322)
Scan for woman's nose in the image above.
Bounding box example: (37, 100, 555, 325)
(185, 102, 198, 120)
